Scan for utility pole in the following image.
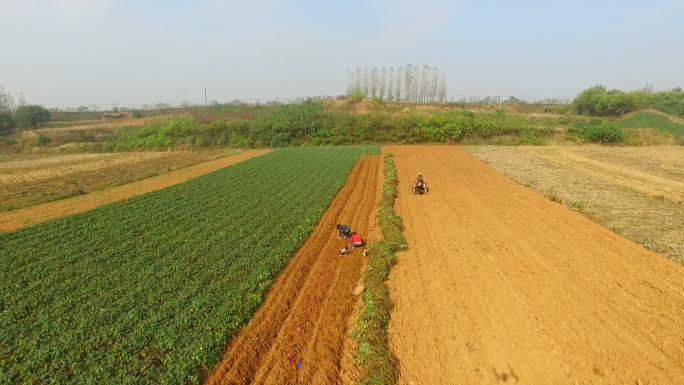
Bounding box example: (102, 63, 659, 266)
(204, 84, 208, 119)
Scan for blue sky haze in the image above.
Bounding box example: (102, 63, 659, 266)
(0, 0, 682, 107)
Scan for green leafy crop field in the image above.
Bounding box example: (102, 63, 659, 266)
(0, 146, 378, 385)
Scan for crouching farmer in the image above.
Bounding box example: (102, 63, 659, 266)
(336, 223, 352, 239)
(349, 232, 364, 249)
(338, 232, 365, 256)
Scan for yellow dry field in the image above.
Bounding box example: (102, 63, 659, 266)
(31, 117, 151, 134)
(0, 150, 247, 212)
(0, 150, 275, 229)
(0, 152, 171, 184)
(465, 145, 684, 263)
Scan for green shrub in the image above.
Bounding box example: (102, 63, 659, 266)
(15, 105, 51, 128)
(265, 101, 324, 146)
(574, 86, 637, 116)
(416, 109, 550, 143)
(418, 110, 473, 141)
(36, 134, 52, 146)
(106, 116, 200, 150)
(569, 119, 624, 143)
(0, 112, 14, 136)
(350, 91, 366, 103)
(574, 86, 684, 117)
(642, 88, 684, 116)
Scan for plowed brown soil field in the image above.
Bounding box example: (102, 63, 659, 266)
(206, 156, 380, 385)
(0, 149, 270, 231)
(386, 145, 684, 385)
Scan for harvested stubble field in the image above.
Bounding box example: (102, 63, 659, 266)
(386, 145, 684, 385)
(466, 145, 684, 263)
(0, 150, 270, 232)
(0, 146, 377, 385)
(34, 117, 151, 133)
(0, 149, 243, 212)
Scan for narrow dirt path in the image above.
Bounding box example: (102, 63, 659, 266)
(386, 145, 684, 385)
(206, 156, 380, 385)
(0, 149, 271, 232)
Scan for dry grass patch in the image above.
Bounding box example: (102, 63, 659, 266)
(466, 146, 684, 264)
(0, 149, 240, 212)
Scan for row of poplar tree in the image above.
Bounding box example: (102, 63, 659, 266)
(346, 65, 447, 103)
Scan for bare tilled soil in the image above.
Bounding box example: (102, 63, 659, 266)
(206, 156, 380, 385)
(387, 145, 684, 385)
(0, 149, 270, 231)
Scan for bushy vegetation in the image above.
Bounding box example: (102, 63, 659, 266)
(574, 85, 684, 117)
(0, 112, 14, 136)
(641, 88, 684, 116)
(0, 146, 378, 385)
(417, 109, 550, 143)
(573, 86, 637, 116)
(569, 119, 625, 144)
(105, 116, 201, 150)
(100, 103, 559, 150)
(14, 105, 51, 128)
(618, 111, 684, 138)
(36, 134, 52, 146)
(354, 154, 405, 385)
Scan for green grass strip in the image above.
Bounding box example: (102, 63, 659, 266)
(619, 111, 684, 137)
(353, 153, 406, 385)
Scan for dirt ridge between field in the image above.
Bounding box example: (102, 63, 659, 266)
(386, 145, 684, 385)
(205, 156, 380, 385)
(0, 149, 270, 232)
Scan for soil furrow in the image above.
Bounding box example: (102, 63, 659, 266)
(206, 156, 380, 385)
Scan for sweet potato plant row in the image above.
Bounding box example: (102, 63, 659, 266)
(0, 146, 379, 385)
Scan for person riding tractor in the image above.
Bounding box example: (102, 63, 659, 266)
(414, 173, 428, 195)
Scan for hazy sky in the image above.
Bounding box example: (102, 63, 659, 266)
(1, 0, 683, 108)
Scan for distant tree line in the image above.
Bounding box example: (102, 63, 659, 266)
(346, 65, 447, 103)
(0, 86, 51, 135)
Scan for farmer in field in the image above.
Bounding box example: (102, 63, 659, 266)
(336, 223, 352, 239)
(339, 232, 365, 256)
(349, 232, 364, 249)
(414, 172, 428, 194)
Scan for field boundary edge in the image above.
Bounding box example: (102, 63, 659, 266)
(352, 153, 405, 385)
